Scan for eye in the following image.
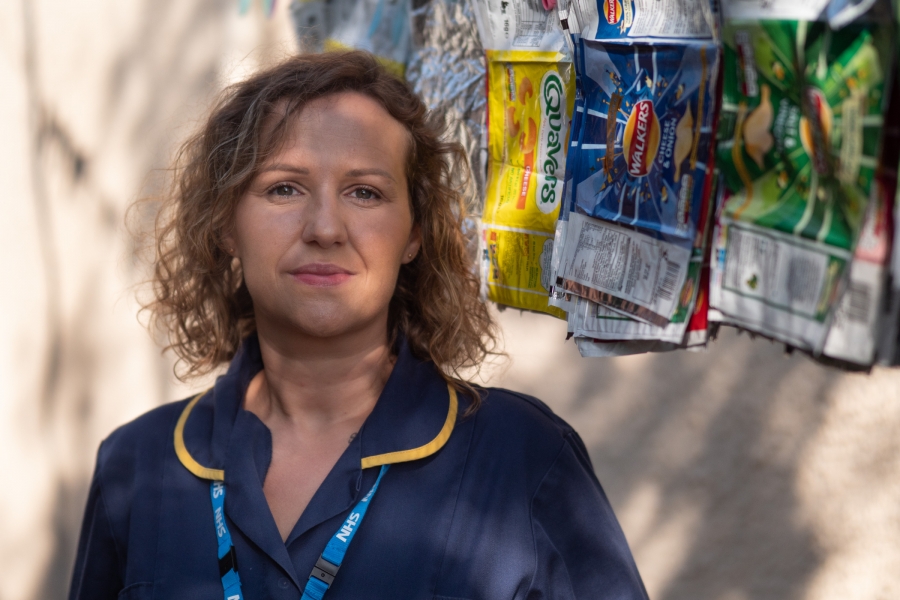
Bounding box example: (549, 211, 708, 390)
(350, 187, 381, 201)
(268, 184, 298, 197)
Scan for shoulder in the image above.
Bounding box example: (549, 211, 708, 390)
(461, 387, 588, 482)
(473, 387, 576, 438)
(95, 398, 192, 476)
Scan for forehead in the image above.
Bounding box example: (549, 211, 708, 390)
(263, 92, 410, 173)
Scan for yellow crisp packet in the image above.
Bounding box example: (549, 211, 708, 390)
(481, 50, 574, 318)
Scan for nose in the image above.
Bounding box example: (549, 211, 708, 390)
(300, 190, 348, 249)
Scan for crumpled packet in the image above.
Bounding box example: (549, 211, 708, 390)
(573, 37, 720, 244)
(572, 0, 714, 41)
(290, 0, 412, 75)
(406, 0, 488, 217)
(473, 0, 568, 52)
(481, 50, 575, 318)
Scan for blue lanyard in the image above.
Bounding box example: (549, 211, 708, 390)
(210, 481, 244, 600)
(300, 464, 389, 600)
(209, 464, 390, 600)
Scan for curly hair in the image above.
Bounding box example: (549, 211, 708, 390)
(148, 50, 499, 406)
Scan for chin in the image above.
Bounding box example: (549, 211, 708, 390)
(292, 303, 384, 340)
(254, 288, 393, 342)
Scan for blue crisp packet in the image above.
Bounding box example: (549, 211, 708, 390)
(573, 38, 719, 244)
(585, 0, 714, 41)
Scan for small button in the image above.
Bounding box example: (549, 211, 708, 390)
(279, 577, 290, 589)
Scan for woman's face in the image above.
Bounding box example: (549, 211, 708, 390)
(228, 91, 420, 342)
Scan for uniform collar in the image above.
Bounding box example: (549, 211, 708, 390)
(175, 332, 458, 479)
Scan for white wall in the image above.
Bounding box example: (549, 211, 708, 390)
(489, 311, 900, 600)
(0, 1, 897, 599)
(0, 1, 294, 597)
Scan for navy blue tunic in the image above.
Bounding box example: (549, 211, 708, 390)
(69, 335, 649, 599)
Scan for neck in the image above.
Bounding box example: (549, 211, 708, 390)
(245, 319, 395, 431)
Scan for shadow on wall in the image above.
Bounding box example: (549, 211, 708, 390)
(584, 330, 832, 600)
(490, 312, 840, 600)
(17, 0, 288, 597)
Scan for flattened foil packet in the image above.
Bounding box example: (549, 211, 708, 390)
(568, 168, 716, 339)
(721, 0, 889, 24)
(717, 21, 888, 251)
(569, 255, 703, 340)
(711, 17, 892, 350)
(290, 0, 412, 75)
(822, 183, 890, 365)
(574, 38, 720, 244)
(569, 0, 714, 41)
(558, 212, 694, 325)
(481, 50, 575, 318)
(406, 0, 487, 217)
(473, 0, 567, 51)
(709, 217, 852, 348)
(722, 0, 830, 21)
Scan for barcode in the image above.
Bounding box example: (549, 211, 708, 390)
(845, 282, 872, 324)
(786, 256, 820, 305)
(657, 259, 680, 301)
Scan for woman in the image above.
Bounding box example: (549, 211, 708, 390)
(70, 51, 648, 600)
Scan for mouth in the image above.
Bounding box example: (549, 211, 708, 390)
(289, 263, 354, 287)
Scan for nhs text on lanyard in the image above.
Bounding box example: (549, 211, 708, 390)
(209, 465, 390, 600)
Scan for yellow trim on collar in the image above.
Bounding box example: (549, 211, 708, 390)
(174, 391, 224, 481)
(174, 384, 458, 479)
(360, 385, 458, 469)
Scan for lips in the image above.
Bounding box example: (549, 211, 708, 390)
(289, 263, 354, 287)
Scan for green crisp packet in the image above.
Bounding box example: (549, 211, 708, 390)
(710, 17, 894, 351)
(717, 20, 890, 251)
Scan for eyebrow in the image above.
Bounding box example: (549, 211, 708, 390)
(259, 165, 398, 184)
(345, 168, 397, 183)
(260, 164, 310, 175)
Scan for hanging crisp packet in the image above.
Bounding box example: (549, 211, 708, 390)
(573, 38, 720, 244)
(711, 18, 892, 350)
(682, 171, 723, 347)
(481, 50, 575, 318)
(557, 212, 694, 325)
(406, 0, 488, 217)
(683, 258, 712, 347)
(555, 38, 719, 326)
(717, 21, 886, 250)
(473, 0, 567, 51)
(571, 0, 714, 41)
(709, 200, 851, 350)
(569, 253, 703, 339)
(722, 0, 829, 21)
(290, 0, 412, 75)
(567, 165, 717, 339)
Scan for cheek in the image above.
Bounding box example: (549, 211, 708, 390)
(350, 211, 413, 274)
(234, 204, 294, 281)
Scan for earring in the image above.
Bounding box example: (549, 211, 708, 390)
(408, 253, 413, 258)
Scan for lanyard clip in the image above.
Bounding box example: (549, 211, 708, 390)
(219, 545, 239, 578)
(310, 556, 340, 586)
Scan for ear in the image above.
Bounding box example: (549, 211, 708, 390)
(221, 231, 238, 258)
(402, 224, 422, 264)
